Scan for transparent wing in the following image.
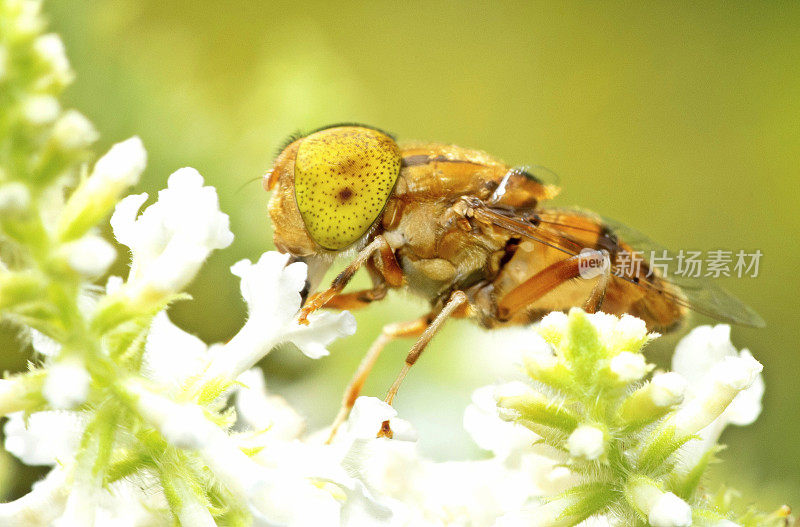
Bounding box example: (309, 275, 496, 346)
(597, 215, 764, 327)
(469, 201, 764, 327)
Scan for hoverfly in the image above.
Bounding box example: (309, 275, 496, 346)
(264, 124, 763, 440)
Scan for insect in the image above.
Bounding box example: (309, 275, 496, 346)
(264, 123, 763, 440)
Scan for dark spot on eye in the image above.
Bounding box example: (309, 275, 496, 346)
(337, 187, 354, 202)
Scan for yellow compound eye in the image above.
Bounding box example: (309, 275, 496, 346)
(294, 126, 401, 250)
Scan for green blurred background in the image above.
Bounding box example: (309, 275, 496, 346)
(2, 0, 798, 508)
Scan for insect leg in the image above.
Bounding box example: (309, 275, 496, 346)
(325, 316, 430, 444)
(298, 236, 400, 323)
(584, 251, 611, 313)
(318, 283, 389, 311)
(378, 290, 469, 438)
(496, 249, 611, 320)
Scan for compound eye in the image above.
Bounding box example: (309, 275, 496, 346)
(294, 126, 401, 250)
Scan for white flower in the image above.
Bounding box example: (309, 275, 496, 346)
(338, 396, 554, 526)
(463, 383, 538, 460)
(567, 425, 605, 460)
(494, 498, 573, 527)
(61, 234, 116, 277)
(246, 436, 400, 526)
(609, 351, 649, 383)
(538, 310, 656, 353)
(28, 328, 60, 357)
(111, 168, 233, 298)
(6, 0, 44, 38)
(126, 381, 211, 450)
(537, 311, 569, 342)
(247, 471, 342, 527)
(104, 275, 123, 295)
(648, 492, 693, 527)
(42, 359, 90, 410)
(32, 33, 72, 85)
(0, 468, 71, 527)
(57, 137, 147, 241)
(142, 311, 209, 387)
(629, 479, 692, 527)
(21, 94, 60, 125)
(126, 379, 333, 526)
(51, 110, 98, 150)
(0, 464, 166, 527)
(85, 136, 147, 195)
(55, 471, 101, 527)
(93, 480, 170, 527)
(235, 368, 305, 441)
(345, 397, 416, 442)
(206, 252, 355, 379)
(497, 510, 615, 527)
(669, 325, 765, 476)
(0, 182, 31, 214)
(172, 487, 215, 527)
(649, 372, 688, 407)
(673, 325, 764, 426)
(4, 411, 86, 466)
(0, 379, 28, 416)
(672, 354, 762, 438)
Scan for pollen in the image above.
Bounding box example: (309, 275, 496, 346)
(294, 126, 401, 250)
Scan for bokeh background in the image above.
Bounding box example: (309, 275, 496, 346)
(1, 0, 798, 508)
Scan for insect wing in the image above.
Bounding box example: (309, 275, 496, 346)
(471, 202, 764, 327)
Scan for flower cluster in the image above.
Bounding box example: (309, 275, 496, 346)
(0, 2, 792, 526)
(491, 310, 774, 527)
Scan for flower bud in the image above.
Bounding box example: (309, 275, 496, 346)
(649, 492, 693, 527)
(7, 1, 44, 38)
(618, 372, 687, 428)
(43, 359, 90, 410)
(60, 234, 116, 277)
(649, 372, 687, 407)
(628, 478, 692, 527)
(0, 377, 39, 417)
(32, 33, 73, 87)
(51, 110, 98, 150)
(21, 94, 60, 125)
(0, 182, 31, 215)
(523, 351, 573, 389)
(671, 355, 762, 437)
(608, 351, 650, 384)
(57, 137, 146, 241)
(566, 424, 605, 460)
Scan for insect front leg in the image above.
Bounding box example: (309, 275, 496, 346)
(325, 316, 430, 444)
(298, 235, 402, 323)
(318, 282, 389, 311)
(378, 290, 469, 438)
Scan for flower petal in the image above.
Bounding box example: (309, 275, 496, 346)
(4, 411, 86, 466)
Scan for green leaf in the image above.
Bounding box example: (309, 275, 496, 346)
(498, 392, 580, 433)
(671, 444, 725, 500)
(637, 425, 693, 475)
(563, 309, 606, 385)
(557, 481, 617, 525)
